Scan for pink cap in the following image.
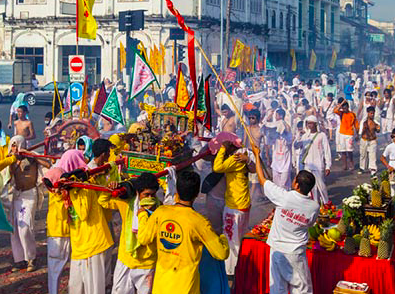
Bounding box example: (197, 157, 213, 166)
(209, 132, 243, 154)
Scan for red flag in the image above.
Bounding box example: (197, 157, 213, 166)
(203, 75, 212, 131)
(165, 0, 199, 134)
(93, 81, 107, 115)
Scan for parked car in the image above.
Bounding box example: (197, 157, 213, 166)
(24, 82, 69, 105)
(0, 59, 32, 103)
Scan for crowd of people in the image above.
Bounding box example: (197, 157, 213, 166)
(1, 65, 395, 294)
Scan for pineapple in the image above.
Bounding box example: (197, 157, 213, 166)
(371, 178, 382, 207)
(337, 218, 347, 235)
(378, 219, 395, 259)
(380, 170, 391, 198)
(359, 227, 372, 257)
(344, 226, 357, 255)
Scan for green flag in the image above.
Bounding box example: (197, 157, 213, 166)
(197, 75, 206, 112)
(100, 87, 124, 125)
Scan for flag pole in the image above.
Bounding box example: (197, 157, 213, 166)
(76, 0, 79, 55)
(194, 39, 272, 178)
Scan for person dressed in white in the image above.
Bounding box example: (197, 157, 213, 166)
(381, 89, 394, 143)
(319, 93, 337, 141)
(252, 147, 319, 294)
(321, 72, 328, 87)
(269, 109, 293, 190)
(292, 74, 301, 87)
(381, 128, 395, 196)
(294, 116, 332, 204)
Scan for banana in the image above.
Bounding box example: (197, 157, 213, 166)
(326, 242, 336, 251)
(324, 233, 337, 243)
(370, 239, 379, 246)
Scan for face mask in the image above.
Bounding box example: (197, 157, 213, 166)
(45, 120, 50, 126)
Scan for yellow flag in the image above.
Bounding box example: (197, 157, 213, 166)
(149, 48, 156, 73)
(290, 49, 297, 72)
(329, 48, 337, 69)
(245, 46, 252, 73)
(80, 76, 89, 119)
(77, 0, 97, 40)
(176, 69, 189, 108)
(160, 43, 166, 75)
(229, 39, 245, 68)
(120, 41, 126, 71)
(154, 45, 160, 75)
(138, 42, 148, 61)
(309, 49, 317, 71)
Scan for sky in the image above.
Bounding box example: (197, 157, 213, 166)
(369, 0, 394, 22)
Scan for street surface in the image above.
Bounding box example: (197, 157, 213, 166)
(0, 101, 381, 293)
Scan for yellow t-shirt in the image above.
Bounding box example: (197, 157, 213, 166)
(98, 192, 156, 269)
(138, 205, 229, 294)
(0, 155, 16, 172)
(0, 136, 10, 161)
(213, 146, 250, 210)
(47, 191, 70, 237)
(90, 164, 121, 222)
(69, 187, 114, 260)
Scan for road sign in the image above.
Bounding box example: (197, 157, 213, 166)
(69, 55, 85, 83)
(70, 82, 84, 101)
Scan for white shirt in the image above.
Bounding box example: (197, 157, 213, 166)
(383, 143, 395, 169)
(319, 99, 336, 120)
(321, 74, 328, 86)
(271, 129, 292, 173)
(295, 131, 332, 171)
(292, 77, 300, 86)
(264, 181, 320, 254)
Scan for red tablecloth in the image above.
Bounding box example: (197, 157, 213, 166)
(234, 238, 395, 294)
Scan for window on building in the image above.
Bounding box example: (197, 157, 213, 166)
(266, 9, 269, 27)
(272, 10, 276, 29)
(293, 14, 296, 32)
(320, 3, 325, 33)
(15, 47, 44, 75)
(280, 12, 284, 29)
(251, 0, 262, 15)
(345, 4, 353, 17)
(298, 0, 303, 47)
(207, 0, 220, 6)
(231, 0, 244, 11)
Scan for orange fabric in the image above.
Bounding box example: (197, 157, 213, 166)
(335, 109, 358, 136)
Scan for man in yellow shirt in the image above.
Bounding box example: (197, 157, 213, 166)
(98, 173, 159, 294)
(138, 171, 229, 294)
(68, 185, 114, 294)
(213, 141, 253, 275)
(87, 138, 120, 288)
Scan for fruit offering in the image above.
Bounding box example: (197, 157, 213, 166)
(318, 233, 337, 251)
(250, 211, 274, 238)
(359, 227, 372, 257)
(308, 224, 324, 240)
(359, 224, 380, 247)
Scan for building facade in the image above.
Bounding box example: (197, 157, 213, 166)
(0, 0, 267, 86)
(267, 0, 340, 72)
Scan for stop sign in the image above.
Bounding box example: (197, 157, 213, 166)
(70, 56, 84, 73)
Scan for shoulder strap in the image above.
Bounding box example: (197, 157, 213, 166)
(301, 133, 319, 165)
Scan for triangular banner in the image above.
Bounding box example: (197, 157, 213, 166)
(129, 50, 158, 100)
(101, 87, 124, 125)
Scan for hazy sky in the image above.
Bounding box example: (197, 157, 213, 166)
(369, 0, 394, 22)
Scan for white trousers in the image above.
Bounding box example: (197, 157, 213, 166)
(223, 206, 250, 275)
(11, 188, 37, 263)
(206, 194, 225, 235)
(69, 251, 106, 294)
(111, 260, 155, 294)
(272, 170, 291, 191)
(48, 236, 71, 294)
(105, 220, 116, 287)
(359, 139, 377, 172)
(269, 249, 313, 294)
(305, 169, 328, 204)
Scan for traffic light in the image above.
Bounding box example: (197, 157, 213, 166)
(178, 46, 185, 61)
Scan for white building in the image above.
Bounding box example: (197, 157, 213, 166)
(0, 0, 267, 86)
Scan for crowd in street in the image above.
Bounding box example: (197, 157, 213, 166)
(2, 65, 395, 294)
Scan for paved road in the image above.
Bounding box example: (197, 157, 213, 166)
(0, 102, 388, 292)
(0, 102, 51, 146)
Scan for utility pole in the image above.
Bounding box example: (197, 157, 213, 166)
(286, 5, 291, 69)
(220, 0, 224, 72)
(224, 0, 232, 70)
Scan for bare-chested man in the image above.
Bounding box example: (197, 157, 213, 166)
(243, 109, 263, 198)
(9, 135, 50, 272)
(14, 105, 36, 147)
(220, 104, 236, 133)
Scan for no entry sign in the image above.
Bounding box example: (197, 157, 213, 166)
(69, 55, 85, 82)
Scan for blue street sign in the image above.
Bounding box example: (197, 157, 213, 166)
(70, 82, 84, 101)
